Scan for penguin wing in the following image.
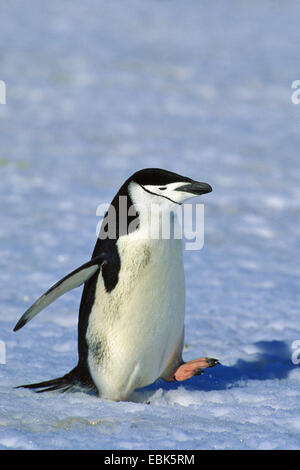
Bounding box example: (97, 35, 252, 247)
(13, 254, 107, 332)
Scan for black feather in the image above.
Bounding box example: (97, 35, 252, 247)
(15, 366, 97, 394)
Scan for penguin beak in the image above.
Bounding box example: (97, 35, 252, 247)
(176, 181, 212, 196)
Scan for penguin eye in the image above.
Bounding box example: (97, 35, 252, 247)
(159, 187, 167, 191)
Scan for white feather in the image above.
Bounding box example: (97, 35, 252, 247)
(86, 183, 186, 400)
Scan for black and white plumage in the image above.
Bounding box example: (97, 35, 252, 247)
(14, 168, 217, 400)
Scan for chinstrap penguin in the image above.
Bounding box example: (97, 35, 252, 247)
(14, 168, 219, 401)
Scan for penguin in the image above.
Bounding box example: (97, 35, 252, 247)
(14, 168, 219, 401)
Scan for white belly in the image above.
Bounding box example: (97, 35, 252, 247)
(86, 236, 185, 400)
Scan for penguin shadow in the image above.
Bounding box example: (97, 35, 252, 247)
(132, 340, 296, 403)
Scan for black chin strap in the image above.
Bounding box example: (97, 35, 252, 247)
(140, 185, 181, 205)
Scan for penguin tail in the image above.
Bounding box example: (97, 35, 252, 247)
(14, 366, 97, 394)
(15, 376, 74, 393)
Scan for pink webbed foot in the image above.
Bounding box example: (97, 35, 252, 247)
(173, 357, 219, 382)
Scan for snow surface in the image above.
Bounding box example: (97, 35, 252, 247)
(1, 0, 300, 450)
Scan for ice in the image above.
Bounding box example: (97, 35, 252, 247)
(1, 0, 300, 450)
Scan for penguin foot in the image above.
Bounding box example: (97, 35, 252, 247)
(173, 357, 219, 381)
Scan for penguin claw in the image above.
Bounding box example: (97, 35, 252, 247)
(193, 368, 204, 376)
(205, 357, 220, 368)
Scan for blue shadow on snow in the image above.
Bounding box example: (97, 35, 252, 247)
(137, 340, 297, 395)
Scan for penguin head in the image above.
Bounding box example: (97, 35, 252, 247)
(100, 168, 212, 241)
(128, 168, 212, 206)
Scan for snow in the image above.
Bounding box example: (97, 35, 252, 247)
(1, 0, 300, 450)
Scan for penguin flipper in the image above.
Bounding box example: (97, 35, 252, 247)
(13, 254, 107, 332)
